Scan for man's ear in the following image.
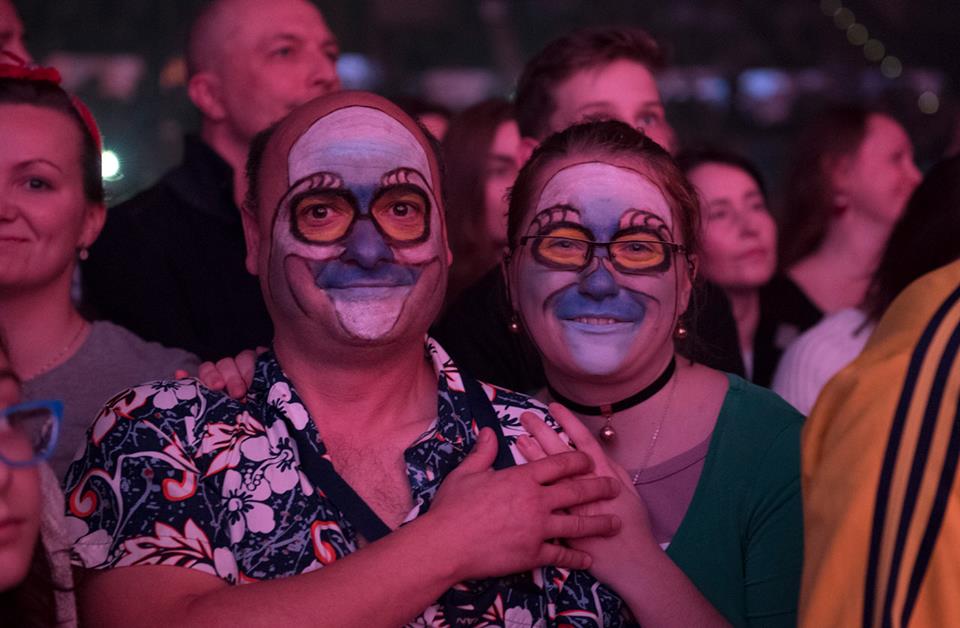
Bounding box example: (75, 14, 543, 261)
(240, 203, 262, 276)
(187, 71, 227, 122)
(517, 136, 539, 168)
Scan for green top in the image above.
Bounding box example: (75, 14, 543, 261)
(666, 374, 804, 627)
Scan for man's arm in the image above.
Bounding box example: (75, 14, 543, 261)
(78, 430, 621, 627)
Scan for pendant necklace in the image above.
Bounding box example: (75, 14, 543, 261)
(547, 356, 676, 443)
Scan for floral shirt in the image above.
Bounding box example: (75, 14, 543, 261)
(64, 339, 635, 627)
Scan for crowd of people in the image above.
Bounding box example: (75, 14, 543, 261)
(1, 0, 959, 626)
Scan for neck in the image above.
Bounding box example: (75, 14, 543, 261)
(273, 333, 438, 437)
(813, 211, 893, 278)
(200, 122, 249, 208)
(725, 288, 760, 353)
(543, 348, 675, 408)
(0, 275, 87, 381)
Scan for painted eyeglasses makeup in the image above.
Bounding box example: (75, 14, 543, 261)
(0, 399, 62, 467)
(284, 181, 431, 247)
(521, 223, 684, 274)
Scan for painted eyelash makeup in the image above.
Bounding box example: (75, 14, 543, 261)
(619, 208, 674, 241)
(526, 204, 583, 237)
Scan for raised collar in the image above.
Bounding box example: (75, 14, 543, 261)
(164, 134, 238, 223)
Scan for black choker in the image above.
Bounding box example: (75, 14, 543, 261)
(547, 357, 676, 443)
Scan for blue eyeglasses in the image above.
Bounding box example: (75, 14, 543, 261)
(0, 399, 62, 467)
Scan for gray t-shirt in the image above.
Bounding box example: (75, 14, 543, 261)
(23, 321, 199, 480)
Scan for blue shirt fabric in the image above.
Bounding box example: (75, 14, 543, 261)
(64, 338, 636, 627)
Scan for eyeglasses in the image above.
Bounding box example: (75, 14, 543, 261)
(520, 230, 686, 275)
(0, 400, 62, 467)
(287, 186, 431, 247)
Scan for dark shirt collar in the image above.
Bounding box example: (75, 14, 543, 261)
(165, 134, 238, 223)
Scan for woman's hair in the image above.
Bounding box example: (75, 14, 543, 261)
(676, 148, 768, 199)
(0, 77, 104, 205)
(863, 155, 960, 322)
(778, 105, 876, 268)
(507, 119, 700, 258)
(442, 99, 515, 298)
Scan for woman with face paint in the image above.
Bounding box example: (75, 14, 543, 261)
(506, 121, 804, 626)
(0, 60, 198, 479)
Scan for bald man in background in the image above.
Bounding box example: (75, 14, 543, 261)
(0, 0, 30, 62)
(83, 0, 340, 359)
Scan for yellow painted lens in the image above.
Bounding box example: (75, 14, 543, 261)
(372, 190, 428, 242)
(610, 238, 666, 270)
(294, 193, 354, 243)
(534, 227, 590, 268)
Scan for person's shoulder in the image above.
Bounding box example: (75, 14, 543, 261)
(720, 374, 804, 441)
(86, 375, 241, 454)
(89, 321, 200, 372)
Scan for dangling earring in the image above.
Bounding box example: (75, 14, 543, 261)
(674, 321, 688, 340)
(832, 193, 849, 217)
(508, 314, 521, 334)
(78, 246, 89, 261)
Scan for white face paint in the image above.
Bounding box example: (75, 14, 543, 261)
(514, 162, 680, 377)
(269, 106, 445, 342)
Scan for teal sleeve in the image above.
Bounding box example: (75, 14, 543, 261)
(743, 420, 804, 627)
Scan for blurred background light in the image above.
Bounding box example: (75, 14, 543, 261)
(101, 149, 121, 180)
(881, 55, 903, 78)
(863, 39, 886, 62)
(846, 23, 868, 46)
(833, 8, 855, 29)
(918, 91, 940, 114)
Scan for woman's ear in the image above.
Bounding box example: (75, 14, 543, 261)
(501, 253, 519, 311)
(678, 253, 698, 314)
(80, 202, 107, 250)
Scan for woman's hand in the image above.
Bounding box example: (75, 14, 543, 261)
(517, 404, 662, 586)
(427, 427, 624, 582)
(193, 347, 267, 398)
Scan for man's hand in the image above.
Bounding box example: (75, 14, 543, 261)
(427, 427, 622, 582)
(517, 404, 662, 587)
(194, 347, 266, 398)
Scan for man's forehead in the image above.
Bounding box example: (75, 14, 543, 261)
(288, 106, 430, 185)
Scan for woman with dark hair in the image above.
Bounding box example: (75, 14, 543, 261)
(773, 155, 960, 414)
(441, 98, 521, 304)
(0, 59, 198, 479)
(764, 106, 921, 362)
(679, 149, 781, 384)
(506, 120, 803, 625)
(0, 334, 75, 627)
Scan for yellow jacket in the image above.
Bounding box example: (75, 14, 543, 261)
(801, 259, 960, 628)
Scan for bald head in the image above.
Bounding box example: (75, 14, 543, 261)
(186, 0, 340, 159)
(187, 0, 335, 76)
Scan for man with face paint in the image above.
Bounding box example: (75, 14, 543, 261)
(64, 92, 639, 627)
(434, 26, 744, 393)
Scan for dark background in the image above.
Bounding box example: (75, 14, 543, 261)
(17, 0, 960, 206)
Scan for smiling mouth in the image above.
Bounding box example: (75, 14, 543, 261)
(569, 316, 628, 325)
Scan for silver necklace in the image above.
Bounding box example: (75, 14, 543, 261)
(631, 373, 677, 486)
(23, 318, 87, 380)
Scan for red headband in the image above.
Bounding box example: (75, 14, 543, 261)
(0, 53, 103, 152)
